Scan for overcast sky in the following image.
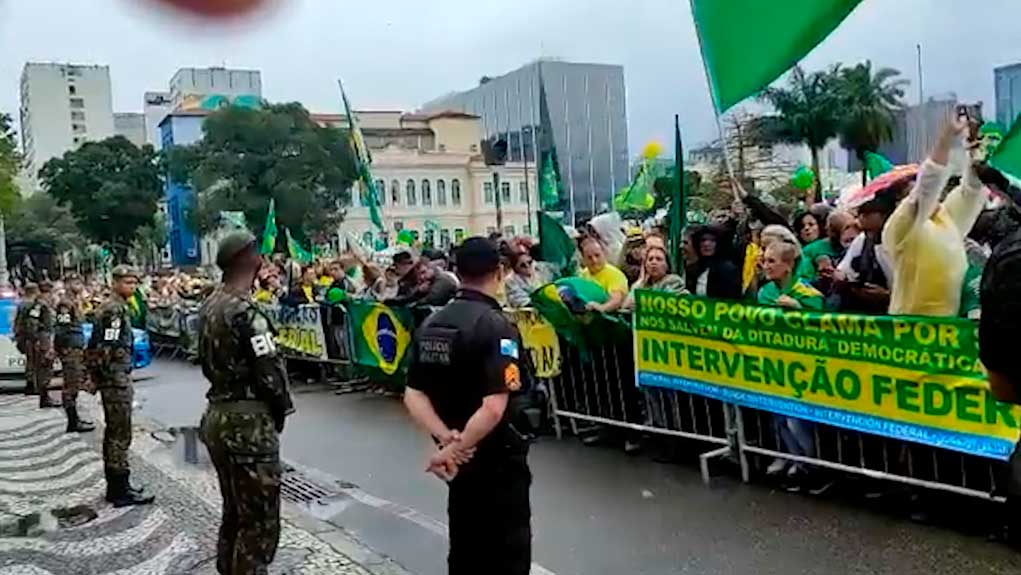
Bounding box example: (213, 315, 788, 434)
(2, 0, 1020, 154)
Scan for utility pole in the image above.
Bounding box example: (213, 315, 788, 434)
(0, 214, 9, 287)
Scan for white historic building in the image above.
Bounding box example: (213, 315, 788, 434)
(315, 110, 538, 249)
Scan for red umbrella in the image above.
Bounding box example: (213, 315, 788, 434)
(838, 164, 919, 209)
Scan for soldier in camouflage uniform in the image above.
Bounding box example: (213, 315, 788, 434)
(14, 283, 39, 396)
(87, 265, 154, 507)
(199, 231, 294, 575)
(25, 282, 60, 409)
(57, 275, 95, 433)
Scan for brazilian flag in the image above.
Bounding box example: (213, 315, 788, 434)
(530, 277, 628, 350)
(346, 300, 415, 378)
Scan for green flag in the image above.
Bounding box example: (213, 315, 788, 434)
(345, 300, 415, 378)
(864, 151, 894, 180)
(530, 277, 628, 350)
(536, 66, 563, 212)
(285, 228, 314, 264)
(691, 0, 864, 112)
(669, 116, 685, 271)
(260, 198, 277, 255)
(537, 211, 576, 276)
(990, 117, 1021, 183)
(340, 79, 384, 231)
(613, 142, 663, 213)
(539, 151, 561, 211)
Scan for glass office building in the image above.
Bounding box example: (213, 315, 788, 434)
(995, 63, 1021, 128)
(423, 60, 629, 224)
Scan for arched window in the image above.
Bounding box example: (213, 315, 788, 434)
(361, 231, 373, 246)
(436, 179, 447, 206)
(390, 180, 400, 206)
(500, 181, 511, 204)
(406, 179, 417, 206)
(421, 179, 432, 206)
(451, 179, 462, 206)
(374, 179, 385, 205)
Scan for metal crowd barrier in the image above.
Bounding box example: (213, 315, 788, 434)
(544, 332, 1011, 502)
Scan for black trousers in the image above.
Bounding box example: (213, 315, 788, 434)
(447, 453, 531, 575)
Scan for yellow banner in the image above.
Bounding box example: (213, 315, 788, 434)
(508, 309, 562, 378)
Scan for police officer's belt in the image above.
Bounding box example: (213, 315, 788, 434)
(208, 400, 271, 414)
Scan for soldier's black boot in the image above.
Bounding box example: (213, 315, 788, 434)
(64, 405, 95, 433)
(104, 467, 116, 503)
(110, 470, 154, 508)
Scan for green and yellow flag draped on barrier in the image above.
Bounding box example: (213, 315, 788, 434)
(346, 301, 415, 377)
(633, 291, 1021, 460)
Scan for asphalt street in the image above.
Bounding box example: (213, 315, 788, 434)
(128, 359, 1021, 575)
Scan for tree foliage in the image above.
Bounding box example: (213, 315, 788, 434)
(0, 113, 22, 216)
(835, 61, 908, 184)
(39, 136, 161, 256)
(164, 103, 358, 244)
(759, 66, 844, 202)
(6, 193, 85, 254)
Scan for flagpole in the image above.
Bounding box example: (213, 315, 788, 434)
(689, 0, 740, 188)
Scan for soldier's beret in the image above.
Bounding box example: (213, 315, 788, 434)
(112, 265, 141, 280)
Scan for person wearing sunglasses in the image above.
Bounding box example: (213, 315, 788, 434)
(505, 251, 541, 308)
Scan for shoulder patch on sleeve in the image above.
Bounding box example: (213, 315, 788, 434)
(504, 364, 521, 391)
(499, 338, 519, 359)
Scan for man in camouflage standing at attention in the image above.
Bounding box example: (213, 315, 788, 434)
(14, 283, 39, 396)
(87, 266, 154, 507)
(200, 231, 294, 575)
(25, 282, 61, 409)
(57, 275, 95, 433)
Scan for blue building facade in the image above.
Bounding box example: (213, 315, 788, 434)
(159, 112, 206, 267)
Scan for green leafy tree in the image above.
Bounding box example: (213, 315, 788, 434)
(39, 136, 161, 258)
(760, 65, 843, 202)
(6, 193, 85, 254)
(835, 61, 908, 184)
(165, 103, 358, 244)
(132, 211, 168, 269)
(0, 113, 21, 216)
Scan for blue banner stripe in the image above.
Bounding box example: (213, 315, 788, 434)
(638, 371, 1015, 461)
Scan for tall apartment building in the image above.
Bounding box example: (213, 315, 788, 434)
(19, 63, 115, 179)
(423, 60, 629, 224)
(113, 113, 146, 147)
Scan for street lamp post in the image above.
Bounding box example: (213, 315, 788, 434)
(483, 138, 508, 236)
(0, 214, 9, 287)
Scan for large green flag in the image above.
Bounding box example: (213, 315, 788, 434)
(537, 211, 576, 276)
(286, 228, 314, 264)
(691, 0, 864, 112)
(339, 79, 384, 231)
(539, 151, 561, 210)
(260, 198, 277, 255)
(990, 117, 1021, 183)
(345, 300, 415, 378)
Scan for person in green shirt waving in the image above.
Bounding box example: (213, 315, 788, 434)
(758, 240, 823, 311)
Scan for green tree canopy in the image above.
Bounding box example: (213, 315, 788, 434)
(759, 66, 843, 202)
(164, 103, 358, 244)
(6, 193, 85, 254)
(39, 136, 161, 257)
(835, 61, 908, 184)
(0, 113, 22, 216)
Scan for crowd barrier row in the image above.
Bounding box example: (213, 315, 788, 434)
(143, 295, 1015, 503)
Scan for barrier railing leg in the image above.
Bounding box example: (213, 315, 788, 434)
(699, 446, 731, 485)
(547, 381, 563, 440)
(734, 405, 751, 483)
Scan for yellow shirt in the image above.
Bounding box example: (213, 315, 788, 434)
(580, 264, 629, 296)
(882, 160, 985, 317)
(302, 285, 314, 302)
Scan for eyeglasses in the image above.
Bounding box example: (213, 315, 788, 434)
(516, 259, 533, 269)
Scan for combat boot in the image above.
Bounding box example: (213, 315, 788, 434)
(64, 405, 95, 433)
(109, 470, 154, 508)
(104, 468, 146, 502)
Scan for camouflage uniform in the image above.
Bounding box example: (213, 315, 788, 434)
(14, 293, 36, 395)
(199, 285, 294, 575)
(23, 292, 57, 408)
(56, 291, 93, 432)
(88, 276, 153, 507)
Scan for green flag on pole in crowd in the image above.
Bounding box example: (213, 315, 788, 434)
(691, 0, 864, 112)
(613, 141, 663, 213)
(989, 117, 1021, 184)
(339, 79, 384, 231)
(260, 198, 277, 255)
(539, 151, 561, 211)
(537, 211, 576, 277)
(864, 151, 894, 180)
(669, 116, 685, 271)
(285, 228, 314, 264)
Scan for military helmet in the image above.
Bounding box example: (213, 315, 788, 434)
(216, 230, 258, 271)
(111, 265, 141, 280)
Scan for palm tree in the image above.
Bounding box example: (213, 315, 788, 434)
(836, 61, 908, 185)
(760, 66, 843, 203)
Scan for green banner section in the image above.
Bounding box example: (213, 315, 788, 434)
(634, 291, 1021, 460)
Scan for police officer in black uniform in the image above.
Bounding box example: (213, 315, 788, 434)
(404, 237, 531, 575)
